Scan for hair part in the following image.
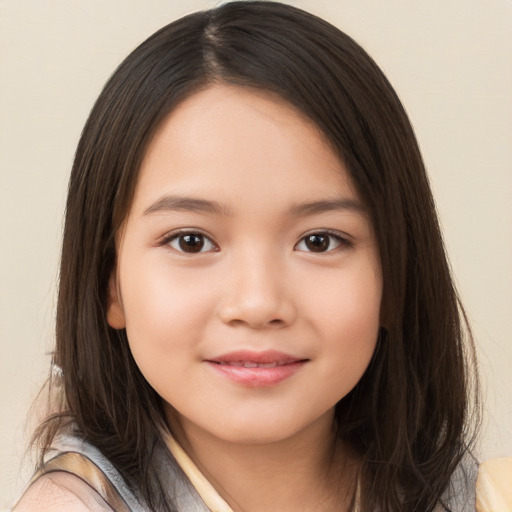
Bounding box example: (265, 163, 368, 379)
(35, 2, 479, 511)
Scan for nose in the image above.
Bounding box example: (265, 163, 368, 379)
(217, 250, 297, 329)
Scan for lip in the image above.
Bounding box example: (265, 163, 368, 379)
(205, 350, 308, 387)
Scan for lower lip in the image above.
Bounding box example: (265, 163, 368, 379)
(206, 361, 306, 387)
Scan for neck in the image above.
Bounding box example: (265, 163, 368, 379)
(167, 410, 358, 512)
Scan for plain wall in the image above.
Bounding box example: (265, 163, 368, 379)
(1, 0, 511, 508)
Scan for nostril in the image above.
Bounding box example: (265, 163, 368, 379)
(228, 318, 286, 329)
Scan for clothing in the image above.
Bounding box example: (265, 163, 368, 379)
(476, 458, 512, 511)
(16, 430, 213, 512)
(11, 427, 508, 511)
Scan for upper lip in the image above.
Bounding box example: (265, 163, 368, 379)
(206, 350, 307, 366)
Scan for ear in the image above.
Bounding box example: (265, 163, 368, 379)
(106, 271, 126, 329)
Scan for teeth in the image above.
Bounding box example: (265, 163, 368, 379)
(220, 361, 281, 368)
(259, 362, 278, 368)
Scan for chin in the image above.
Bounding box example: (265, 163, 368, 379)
(219, 427, 296, 446)
(210, 412, 328, 446)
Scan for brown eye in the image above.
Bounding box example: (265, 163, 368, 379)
(295, 232, 346, 253)
(167, 232, 216, 253)
(179, 234, 204, 252)
(305, 234, 329, 252)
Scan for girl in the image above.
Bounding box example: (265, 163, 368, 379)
(13, 1, 489, 511)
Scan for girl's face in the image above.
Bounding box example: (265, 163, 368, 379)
(108, 85, 382, 445)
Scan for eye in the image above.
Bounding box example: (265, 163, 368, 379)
(166, 232, 217, 253)
(295, 232, 349, 253)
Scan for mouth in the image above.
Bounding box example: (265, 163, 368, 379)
(210, 360, 295, 368)
(205, 350, 308, 387)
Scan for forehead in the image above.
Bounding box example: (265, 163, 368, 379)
(130, 84, 358, 215)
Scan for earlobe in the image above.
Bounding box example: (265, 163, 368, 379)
(106, 272, 126, 329)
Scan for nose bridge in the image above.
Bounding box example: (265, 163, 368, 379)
(218, 243, 295, 328)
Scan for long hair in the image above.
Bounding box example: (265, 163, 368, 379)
(34, 2, 479, 511)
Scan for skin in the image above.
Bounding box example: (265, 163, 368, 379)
(107, 84, 383, 511)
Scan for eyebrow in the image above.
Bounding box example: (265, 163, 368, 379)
(143, 194, 365, 217)
(144, 195, 232, 216)
(289, 197, 365, 216)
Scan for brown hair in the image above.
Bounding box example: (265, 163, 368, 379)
(35, 2, 479, 511)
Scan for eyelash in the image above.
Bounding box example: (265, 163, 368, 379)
(158, 229, 219, 254)
(295, 230, 352, 253)
(158, 229, 352, 254)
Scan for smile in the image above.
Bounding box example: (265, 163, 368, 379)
(211, 361, 295, 368)
(205, 350, 308, 387)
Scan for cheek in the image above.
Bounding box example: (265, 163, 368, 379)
(304, 264, 381, 389)
(307, 262, 381, 333)
(119, 262, 217, 365)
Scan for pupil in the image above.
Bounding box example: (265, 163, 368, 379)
(179, 234, 204, 253)
(306, 234, 329, 252)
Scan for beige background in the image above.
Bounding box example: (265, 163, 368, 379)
(1, 0, 511, 509)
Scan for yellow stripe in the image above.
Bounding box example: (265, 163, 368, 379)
(161, 428, 234, 512)
(29, 452, 132, 512)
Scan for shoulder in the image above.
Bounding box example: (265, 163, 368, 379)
(442, 454, 512, 512)
(12, 472, 114, 512)
(12, 426, 139, 512)
(440, 451, 479, 511)
(476, 457, 512, 512)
